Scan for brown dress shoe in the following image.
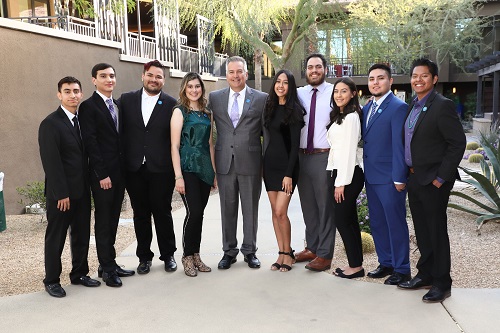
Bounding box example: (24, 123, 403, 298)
(305, 257, 332, 272)
(295, 248, 317, 263)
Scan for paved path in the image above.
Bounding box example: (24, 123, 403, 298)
(0, 190, 498, 332)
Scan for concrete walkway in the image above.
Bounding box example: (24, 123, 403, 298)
(0, 191, 498, 332)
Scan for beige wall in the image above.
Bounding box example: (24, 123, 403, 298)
(0, 26, 227, 214)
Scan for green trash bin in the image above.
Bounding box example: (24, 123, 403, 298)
(0, 172, 6, 232)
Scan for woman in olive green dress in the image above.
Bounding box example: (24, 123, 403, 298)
(171, 72, 216, 277)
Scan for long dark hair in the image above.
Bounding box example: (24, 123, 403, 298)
(327, 77, 362, 128)
(264, 69, 305, 127)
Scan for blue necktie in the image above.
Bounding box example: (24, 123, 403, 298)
(368, 101, 377, 125)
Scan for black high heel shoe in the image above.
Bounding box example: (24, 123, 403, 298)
(280, 250, 295, 272)
(271, 251, 286, 270)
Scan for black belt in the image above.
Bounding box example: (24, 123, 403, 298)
(300, 148, 330, 155)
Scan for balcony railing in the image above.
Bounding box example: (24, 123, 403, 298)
(10, 15, 96, 37)
(9, 16, 227, 77)
(301, 57, 406, 78)
(127, 32, 156, 59)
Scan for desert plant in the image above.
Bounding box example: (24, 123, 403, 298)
(356, 188, 370, 234)
(360, 231, 375, 253)
(466, 141, 480, 150)
(449, 131, 500, 232)
(468, 153, 484, 163)
(16, 181, 45, 211)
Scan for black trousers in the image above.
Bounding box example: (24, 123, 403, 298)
(91, 178, 125, 273)
(408, 173, 454, 290)
(126, 164, 176, 262)
(43, 191, 91, 285)
(180, 172, 211, 256)
(330, 166, 365, 268)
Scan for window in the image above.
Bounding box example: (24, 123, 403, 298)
(17, 0, 50, 17)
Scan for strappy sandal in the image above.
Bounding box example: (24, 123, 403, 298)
(271, 251, 286, 271)
(280, 250, 295, 272)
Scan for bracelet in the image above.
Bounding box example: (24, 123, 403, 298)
(175, 175, 183, 180)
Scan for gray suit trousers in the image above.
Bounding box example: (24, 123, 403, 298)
(297, 152, 335, 259)
(218, 158, 262, 257)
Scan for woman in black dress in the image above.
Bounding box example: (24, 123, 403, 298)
(263, 69, 305, 272)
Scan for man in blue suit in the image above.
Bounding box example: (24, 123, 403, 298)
(362, 63, 411, 285)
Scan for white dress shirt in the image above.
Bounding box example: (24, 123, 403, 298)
(141, 89, 160, 126)
(326, 112, 361, 187)
(227, 87, 246, 117)
(298, 81, 333, 149)
(61, 106, 77, 125)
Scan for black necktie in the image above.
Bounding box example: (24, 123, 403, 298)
(73, 115, 82, 146)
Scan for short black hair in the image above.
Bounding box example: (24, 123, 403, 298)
(410, 58, 438, 78)
(144, 60, 165, 75)
(57, 76, 82, 92)
(91, 63, 115, 78)
(368, 63, 392, 79)
(305, 53, 327, 69)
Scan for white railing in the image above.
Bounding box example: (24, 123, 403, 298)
(127, 32, 157, 59)
(67, 16, 96, 37)
(9, 15, 95, 37)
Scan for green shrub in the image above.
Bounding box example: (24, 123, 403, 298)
(16, 181, 45, 211)
(466, 142, 480, 150)
(468, 153, 484, 163)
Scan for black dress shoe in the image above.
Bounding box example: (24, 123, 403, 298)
(164, 256, 177, 272)
(384, 272, 411, 285)
(137, 261, 152, 274)
(98, 265, 135, 277)
(102, 271, 123, 287)
(116, 266, 135, 277)
(45, 284, 66, 298)
(422, 286, 451, 303)
(398, 277, 432, 290)
(367, 265, 394, 279)
(244, 253, 261, 268)
(218, 254, 237, 269)
(71, 276, 101, 287)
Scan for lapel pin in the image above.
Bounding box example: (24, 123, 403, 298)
(422, 107, 427, 112)
(245, 99, 250, 103)
(158, 101, 163, 105)
(377, 109, 383, 113)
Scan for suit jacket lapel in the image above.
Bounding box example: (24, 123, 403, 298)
(236, 87, 253, 127)
(412, 90, 437, 135)
(146, 91, 166, 127)
(365, 95, 389, 133)
(219, 88, 233, 126)
(92, 92, 118, 134)
(134, 89, 146, 129)
(58, 107, 82, 149)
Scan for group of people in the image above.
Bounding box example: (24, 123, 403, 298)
(38, 53, 465, 304)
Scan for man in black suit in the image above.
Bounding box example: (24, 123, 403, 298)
(397, 58, 466, 303)
(39, 76, 101, 298)
(79, 63, 135, 287)
(120, 60, 178, 274)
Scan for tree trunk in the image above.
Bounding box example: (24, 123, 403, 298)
(254, 48, 263, 91)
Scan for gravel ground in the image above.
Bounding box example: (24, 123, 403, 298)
(1, 158, 499, 296)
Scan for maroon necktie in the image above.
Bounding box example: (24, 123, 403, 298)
(306, 88, 318, 153)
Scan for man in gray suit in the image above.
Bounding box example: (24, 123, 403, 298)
(208, 56, 268, 269)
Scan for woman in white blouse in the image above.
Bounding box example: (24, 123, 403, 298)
(326, 78, 365, 279)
